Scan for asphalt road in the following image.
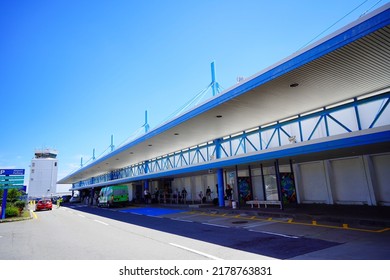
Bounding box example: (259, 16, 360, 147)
(0, 206, 271, 260)
(0, 204, 389, 260)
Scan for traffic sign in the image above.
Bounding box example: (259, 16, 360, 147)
(0, 173, 25, 188)
(0, 180, 24, 186)
(0, 175, 25, 181)
(1, 169, 25, 220)
(0, 169, 25, 176)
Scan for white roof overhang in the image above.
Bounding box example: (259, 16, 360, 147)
(59, 4, 390, 184)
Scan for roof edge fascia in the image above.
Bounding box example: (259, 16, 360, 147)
(59, 3, 390, 184)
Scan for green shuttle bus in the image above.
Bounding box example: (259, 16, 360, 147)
(98, 185, 129, 207)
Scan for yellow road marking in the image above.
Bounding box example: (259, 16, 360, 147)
(182, 209, 387, 233)
(31, 211, 38, 219)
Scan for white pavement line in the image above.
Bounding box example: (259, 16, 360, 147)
(94, 219, 109, 226)
(184, 214, 203, 218)
(251, 230, 299, 239)
(171, 218, 194, 223)
(243, 221, 276, 229)
(202, 222, 230, 228)
(169, 243, 223, 260)
(77, 214, 85, 218)
(146, 215, 163, 218)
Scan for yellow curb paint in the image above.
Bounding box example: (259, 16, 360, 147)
(32, 211, 38, 219)
(192, 209, 387, 233)
(376, 228, 390, 233)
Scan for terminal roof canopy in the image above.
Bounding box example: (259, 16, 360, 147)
(58, 4, 390, 184)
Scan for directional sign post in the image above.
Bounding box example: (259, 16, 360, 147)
(0, 169, 25, 220)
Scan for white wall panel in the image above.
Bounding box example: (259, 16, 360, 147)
(330, 157, 370, 205)
(371, 154, 390, 205)
(298, 161, 329, 203)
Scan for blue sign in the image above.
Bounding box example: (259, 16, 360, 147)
(0, 169, 25, 220)
(0, 169, 25, 175)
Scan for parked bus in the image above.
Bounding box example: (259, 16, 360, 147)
(98, 185, 129, 208)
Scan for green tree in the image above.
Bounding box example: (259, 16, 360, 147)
(6, 189, 22, 203)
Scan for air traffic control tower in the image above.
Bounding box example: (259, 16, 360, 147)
(28, 149, 58, 199)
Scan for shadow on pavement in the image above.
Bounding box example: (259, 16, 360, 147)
(70, 204, 341, 259)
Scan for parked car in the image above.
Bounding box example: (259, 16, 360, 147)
(61, 195, 72, 203)
(35, 199, 52, 211)
(69, 195, 81, 203)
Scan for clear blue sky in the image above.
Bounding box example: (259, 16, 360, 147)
(1, 0, 388, 191)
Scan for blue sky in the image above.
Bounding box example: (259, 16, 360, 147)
(1, 0, 388, 191)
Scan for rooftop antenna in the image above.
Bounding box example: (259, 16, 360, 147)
(211, 61, 217, 96)
(144, 110, 150, 133)
(80, 157, 83, 167)
(92, 148, 96, 160)
(110, 135, 115, 152)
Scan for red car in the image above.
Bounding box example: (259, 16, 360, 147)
(35, 199, 52, 211)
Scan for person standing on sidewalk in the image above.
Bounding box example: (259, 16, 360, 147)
(57, 197, 63, 208)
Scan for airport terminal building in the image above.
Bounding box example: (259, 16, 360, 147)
(58, 4, 390, 209)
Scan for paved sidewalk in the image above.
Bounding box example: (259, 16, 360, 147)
(140, 202, 390, 228)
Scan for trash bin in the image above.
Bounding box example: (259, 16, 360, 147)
(232, 200, 237, 209)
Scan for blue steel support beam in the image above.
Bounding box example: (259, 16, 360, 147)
(217, 168, 224, 207)
(211, 62, 217, 97)
(369, 97, 390, 128)
(324, 110, 330, 137)
(144, 180, 149, 191)
(277, 124, 282, 147)
(354, 98, 362, 131)
(214, 138, 225, 206)
(298, 116, 304, 142)
(144, 160, 149, 191)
